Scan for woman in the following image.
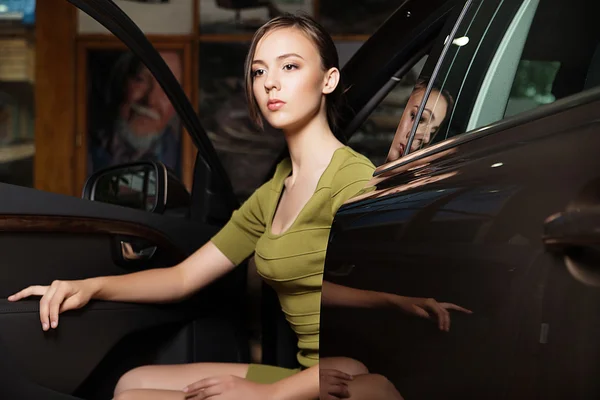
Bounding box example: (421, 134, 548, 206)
(9, 15, 463, 400)
(387, 79, 454, 162)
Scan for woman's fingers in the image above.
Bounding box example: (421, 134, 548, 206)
(183, 377, 221, 396)
(7, 285, 47, 302)
(39, 284, 59, 331)
(441, 302, 473, 314)
(48, 285, 70, 329)
(322, 369, 353, 381)
(187, 384, 222, 399)
(328, 382, 350, 398)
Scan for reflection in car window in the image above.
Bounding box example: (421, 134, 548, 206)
(87, 49, 184, 178)
(418, 0, 600, 147)
(350, 56, 428, 166)
(198, 41, 286, 202)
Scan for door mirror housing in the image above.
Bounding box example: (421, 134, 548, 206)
(82, 161, 190, 216)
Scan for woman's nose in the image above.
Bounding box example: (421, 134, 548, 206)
(264, 72, 280, 92)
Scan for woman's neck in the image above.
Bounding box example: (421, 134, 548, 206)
(283, 115, 344, 175)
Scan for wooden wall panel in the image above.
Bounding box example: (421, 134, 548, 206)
(34, 0, 77, 195)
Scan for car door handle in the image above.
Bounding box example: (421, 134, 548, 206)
(543, 208, 600, 287)
(121, 241, 157, 261)
(542, 208, 600, 250)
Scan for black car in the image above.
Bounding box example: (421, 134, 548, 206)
(1, 0, 599, 399)
(322, 0, 600, 399)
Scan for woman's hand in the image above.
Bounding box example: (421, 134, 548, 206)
(320, 369, 353, 400)
(391, 296, 472, 331)
(182, 375, 274, 400)
(8, 279, 95, 331)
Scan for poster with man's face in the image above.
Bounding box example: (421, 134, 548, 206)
(87, 50, 183, 177)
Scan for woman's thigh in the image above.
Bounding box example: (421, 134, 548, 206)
(114, 389, 185, 400)
(320, 357, 369, 376)
(347, 373, 404, 400)
(114, 362, 249, 396)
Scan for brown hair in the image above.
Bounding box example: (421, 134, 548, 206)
(244, 13, 343, 131)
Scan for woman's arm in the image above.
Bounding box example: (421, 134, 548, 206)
(8, 240, 236, 331)
(321, 280, 394, 308)
(93, 240, 235, 303)
(321, 281, 472, 332)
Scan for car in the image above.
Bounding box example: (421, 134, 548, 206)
(2, 0, 598, 399)
(321, 0, 600, 398)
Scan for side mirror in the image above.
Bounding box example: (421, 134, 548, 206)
(82, 161, 190, 215)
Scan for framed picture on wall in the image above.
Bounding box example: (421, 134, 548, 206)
(77, 0, 196, 35)
(76, 39, 195, 193)
(199, 0, 313, 35)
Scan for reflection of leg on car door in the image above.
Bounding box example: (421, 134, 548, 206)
(113, 362, 249, 400)
(348, 374, 404, 400)
(320, 357, 404, 400)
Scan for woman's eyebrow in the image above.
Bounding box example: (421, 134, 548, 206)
(253, 53, 305, 65)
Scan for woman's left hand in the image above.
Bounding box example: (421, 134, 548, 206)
(182, 375, 274, 400)
(392, 296, 473, 332)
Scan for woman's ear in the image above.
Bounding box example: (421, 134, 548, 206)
(322, 67, 340, 95)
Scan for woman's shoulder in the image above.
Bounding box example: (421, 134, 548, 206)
(332, 146, 375, 178)
(321, 146, 375, 196)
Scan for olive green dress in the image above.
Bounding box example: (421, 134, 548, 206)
(211, 146, 375, 383)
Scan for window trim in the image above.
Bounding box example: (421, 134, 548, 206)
(403, 0, 476, 156)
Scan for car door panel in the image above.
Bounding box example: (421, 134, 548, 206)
(322, 95, 600, 398)
(0, 183, 248, 399)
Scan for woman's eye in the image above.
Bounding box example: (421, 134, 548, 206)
(283, 64, 297, 71)
(252, 69, 265, 77)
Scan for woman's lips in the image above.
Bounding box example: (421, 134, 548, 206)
(267, 100, 285, 111)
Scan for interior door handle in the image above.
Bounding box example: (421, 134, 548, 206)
(121, 241, 157, 261)
(543, 208, 600, 250)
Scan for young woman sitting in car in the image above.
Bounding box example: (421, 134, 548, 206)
(9, 14, 466, 400)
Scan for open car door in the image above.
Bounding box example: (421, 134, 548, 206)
(0, 1, 248, 399)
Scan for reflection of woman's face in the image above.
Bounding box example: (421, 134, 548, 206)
(386, 88, 448, 162)
(120, 52, 182, 137)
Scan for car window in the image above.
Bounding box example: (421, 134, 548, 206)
(85, 47, 186, 181)
(349, 55, 429, 166)
(199, 40, 364, 202)
(371, 0, 485, 166)
(416, 0, 600, 147)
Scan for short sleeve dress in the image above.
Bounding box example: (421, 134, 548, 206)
(210, 146, 375, 383)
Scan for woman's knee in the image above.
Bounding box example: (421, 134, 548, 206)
(320, 357, 369, 376)
(114, 366, 155, 396)
(359, 374, 404, 400)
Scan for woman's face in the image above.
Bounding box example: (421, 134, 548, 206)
(251, 27, 337, 131)
(386, 88, 449, 162)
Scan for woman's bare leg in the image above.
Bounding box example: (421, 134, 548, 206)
(320, 357, 403, 400)
(113, 362, 249, 397)
(114, 389, 185, 400)
(347, 374, 404, 400)
(320, 357, 369, 376)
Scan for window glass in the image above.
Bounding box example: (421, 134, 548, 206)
(87, 48, 185, 178)
(417, 0, 600, 149)
(0, 17, 35, 187)
(350, 56, 428, 166)
(199, 40, 363, 202)
(199, 41, 285, 202)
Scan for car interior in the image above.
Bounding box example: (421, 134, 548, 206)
(0, 0, 469, 398)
